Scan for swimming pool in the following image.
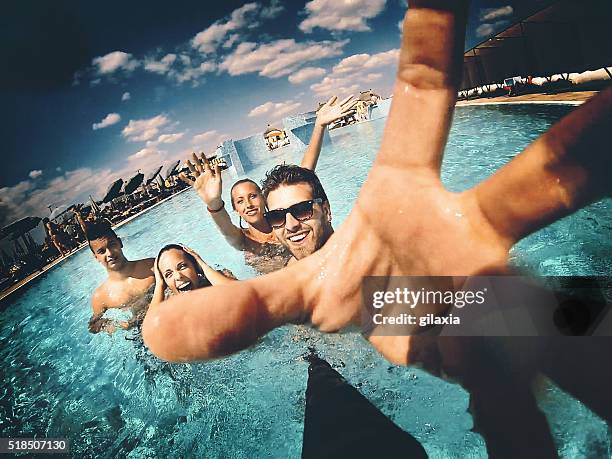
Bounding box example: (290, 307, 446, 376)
(1, 104, 610, 457)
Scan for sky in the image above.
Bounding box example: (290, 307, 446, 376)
(0, 0, 554, 226)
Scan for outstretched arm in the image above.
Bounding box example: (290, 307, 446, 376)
(180, 153, 246, 250)
(300, 95, 357, 170)
(144, 0, 611, 370)
(471, 87, 612, 244)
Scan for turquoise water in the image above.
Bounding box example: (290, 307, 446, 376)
(1, 104, 610, 458)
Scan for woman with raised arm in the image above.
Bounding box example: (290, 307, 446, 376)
(179, 95, 356, 272)
(149, 244, 235, 310)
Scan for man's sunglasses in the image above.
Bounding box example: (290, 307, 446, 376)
(263, 199, 323, 229)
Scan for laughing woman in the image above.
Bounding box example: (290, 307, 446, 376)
(149, 244, 235, 310)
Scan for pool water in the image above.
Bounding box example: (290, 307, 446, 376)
(1, 104, 610, 458)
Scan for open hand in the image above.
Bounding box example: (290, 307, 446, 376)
(144, 2, 611, 376)
(315, 95, 358, 127)
(179, 153, 223, 209)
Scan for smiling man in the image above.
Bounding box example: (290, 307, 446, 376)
(86, 220, 155, 334)
(261, 165, 333, 264)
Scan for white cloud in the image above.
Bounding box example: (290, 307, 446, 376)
(480, 6, 513, 22)
(288, 66, 326, 84)
(310, 77, 360, 98)
(191, 3, 258, 54)
(122, 115, 170, 142)
(261, 0, 284, 19)
(121, 92, 131, 101)
(128, 148, 159, 161)
(223, 33, 241, 49)
(144, 53, 177, 74)
(310, 49, 399, 97)
(248, 100, 302, 118)
(310, 48, 398, 97)
(0, 168, 118, 226)
(332, 49, 399, 74)
(300, 0, 386, 33)
(476, 20, 509, 38)
(192, 130, 218, 144)
(156, 133, 185, 144)
(92, 113, 121, 130)
(168, 61, 217, 85)
(92, 51, 139, 75)
(145, 132, 185, 148)
(220, 38, 347, 78)
(28, 170, 43, 179)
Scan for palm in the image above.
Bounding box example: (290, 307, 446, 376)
(180, 153, 222, 206)
(316, 95, 357, 126)
(146, 3, 611, 370)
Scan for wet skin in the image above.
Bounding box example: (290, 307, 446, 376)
(231, 181, 268, 227)
(89, 236, 155, 333)
(266, 183, 333, 262)
(143, 1, 611, 372)
(157, 249, 201, 295)
(143, 2, 611, 455)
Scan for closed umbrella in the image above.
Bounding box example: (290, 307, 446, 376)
(103, 179, 124, 203)
(123, 171, 145, 195)
(146, 165, 163, 184)
(163, 160, 181, 180)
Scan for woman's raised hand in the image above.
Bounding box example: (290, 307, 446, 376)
(179, 152, 223, 209)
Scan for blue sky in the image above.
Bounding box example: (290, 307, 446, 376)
(0, 0, 553, 225)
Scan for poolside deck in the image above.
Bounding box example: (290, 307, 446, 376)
(456, 90, 599, 106)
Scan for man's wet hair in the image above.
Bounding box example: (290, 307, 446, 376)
(230, 178, 261, 210)
(261, 164, 328, 203)
(85, 220, 118, 250)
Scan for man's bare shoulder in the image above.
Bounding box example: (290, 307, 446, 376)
(91, 283, 110, 313)
(135, 257, 155, 271)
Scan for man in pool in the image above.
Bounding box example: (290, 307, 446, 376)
(260, 164, 334, 264)
(86, 220, 155, 334)
(143, 1, 611, 454)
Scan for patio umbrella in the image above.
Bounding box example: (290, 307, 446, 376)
(123, 171, 145, 195)
(2, 216, 42, 238)
(163, 160, 181, 180)
(103, 179, 124, 203)
(146, 165, 163, 184)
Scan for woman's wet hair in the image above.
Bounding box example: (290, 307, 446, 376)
(156, 244, 211, 288)
(229, 178, 261, 210)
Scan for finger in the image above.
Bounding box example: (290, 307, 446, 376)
(213, 163, 221, 176)
(338, 95, 354, 108)
(186, 161, 198, 177)
(469, 86, 612, 246)
(178, 172, 195, 187)
(325, 95, 338, 106)
(202, 155, 213, 175)
(142, 262, 311, 362)
(377, 2, 468, 175)
(191, 152, 203, 173)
